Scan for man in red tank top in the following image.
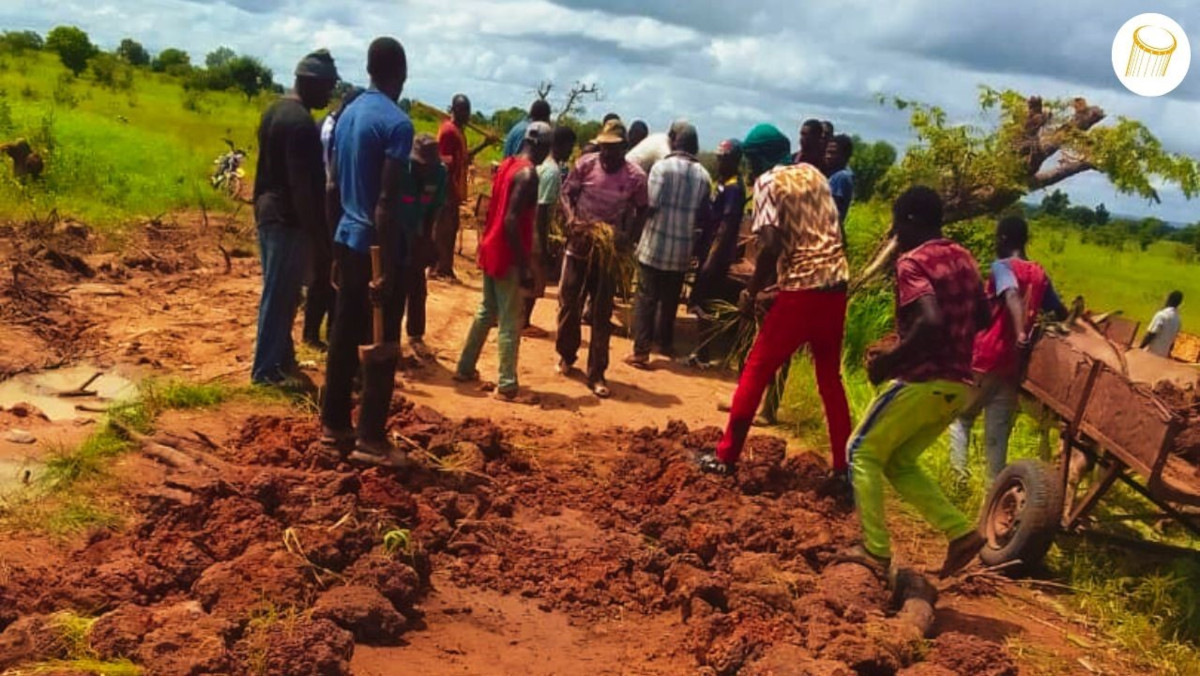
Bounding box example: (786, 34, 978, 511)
(948, 216, 1067, 482)
(454, 121, 553, 400)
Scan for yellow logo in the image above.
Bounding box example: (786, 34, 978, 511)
(1126, 25, 1177, 78)
(1113, 13, 1190, 97)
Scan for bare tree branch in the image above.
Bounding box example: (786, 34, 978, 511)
(536, 81, 553, 101)
(557, 82, 600, 122)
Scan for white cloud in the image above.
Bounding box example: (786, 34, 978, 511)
(2, 0, 1198, 220)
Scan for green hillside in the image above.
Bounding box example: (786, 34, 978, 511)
(0, 50, 497, 229)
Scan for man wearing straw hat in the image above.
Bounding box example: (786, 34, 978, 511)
(251, 49, 339, 386)
(557, 118, 649, 399)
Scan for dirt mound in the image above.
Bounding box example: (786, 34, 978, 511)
(924, 632, 1017, 676)
(1, 397, 1018, 675)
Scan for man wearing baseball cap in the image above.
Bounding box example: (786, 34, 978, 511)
(557, 119, 649, 398)
(251, 48, 339, 386)
(455, 121, 553, 400)
(397, 134, 448, 361)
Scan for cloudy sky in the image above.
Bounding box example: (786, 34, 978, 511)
(3, 0, 1199, 221)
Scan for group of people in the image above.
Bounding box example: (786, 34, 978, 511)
(247, 39, 1182, 577)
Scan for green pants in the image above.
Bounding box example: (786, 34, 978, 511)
(457, 270, 523, 394)
(849, 379, 975, 559)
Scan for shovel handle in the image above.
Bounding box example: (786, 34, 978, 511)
(369, 245, 385, 346)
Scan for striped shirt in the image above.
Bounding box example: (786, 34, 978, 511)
(636, 153, 712, 271)
(751, 163, 848, 291)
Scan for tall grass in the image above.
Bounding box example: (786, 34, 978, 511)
(0, 51, 263, 229)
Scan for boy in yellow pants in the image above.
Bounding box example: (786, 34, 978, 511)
(846, 186, 990, 579)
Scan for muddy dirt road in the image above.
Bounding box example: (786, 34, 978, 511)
(0, 217, 1126, 675)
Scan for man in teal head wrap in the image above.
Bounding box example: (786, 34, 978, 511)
(698, 123, 852, 493)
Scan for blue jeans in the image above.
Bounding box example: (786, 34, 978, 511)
(252, 222, 310, 384)
(457, 271, 523, 394)
(948, 373, 1020, 482)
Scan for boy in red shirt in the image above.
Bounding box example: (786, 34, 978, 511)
(454, 122, 553, 400)
(948, 216, 1067, 482)
(845, 187, 989, 579)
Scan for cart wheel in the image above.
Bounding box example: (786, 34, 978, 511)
(980, 459, 1063, 573)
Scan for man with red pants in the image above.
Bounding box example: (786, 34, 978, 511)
(697, 123, 851, 481)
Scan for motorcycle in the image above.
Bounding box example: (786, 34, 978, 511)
(211, 139, 247, 199)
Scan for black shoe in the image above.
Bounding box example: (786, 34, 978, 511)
(696, 451, 733, 476)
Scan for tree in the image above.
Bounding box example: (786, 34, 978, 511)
(848, 136, 897, 201)
(116, 38, 150, 66)
(1039, 189, 1070, 216)
(879, 87, 1200, 224)
(152, 48, 191, 74)
(205, 46, 236, 70)
(0, 30, 43, 53)
(224, 55, 274, 99)
(488, 107, 526, 134)
(45, 26, 98, 76)
(1063, 204, 1096, 227)
(1094, 202, 1110, 226)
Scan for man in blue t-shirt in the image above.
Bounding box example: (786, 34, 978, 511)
(321, 37, 414, 466)
(503, 99, 552, 158)
(825, 134, 854, 233)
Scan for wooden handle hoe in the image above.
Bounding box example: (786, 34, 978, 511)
(359, 245, 397, 365)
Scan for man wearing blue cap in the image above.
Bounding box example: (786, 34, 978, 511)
(251, 49, 338, 386)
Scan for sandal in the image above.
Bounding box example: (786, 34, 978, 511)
(591, 381, 611, 399)
(320, 426, 355, 453)
(556, 358, 575, 377)
(695, 450, 734, 476)
(624, 354, 650, 370)
(452, 370, 481, 383)
(348, 439, 411, 469)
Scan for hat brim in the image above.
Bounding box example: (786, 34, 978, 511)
(595, 134, 625, 145)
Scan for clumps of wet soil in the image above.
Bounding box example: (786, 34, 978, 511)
(0, 398, 1015, 675)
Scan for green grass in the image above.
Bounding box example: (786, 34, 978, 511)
(0, 51, 263, 229)
(1031, 232, 1200, 330)
(2, 611, 144, 675)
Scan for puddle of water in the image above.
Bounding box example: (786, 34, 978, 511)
(0, 364, 137, 422)
(0, 457, 41, 492)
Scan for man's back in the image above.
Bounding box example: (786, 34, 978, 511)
(751, 163, 847, 292)
(254, 97, 321, 225)
(893, 239, 983, 384)
(1147, 306, 1182, 357)
(637, 154, 710, 272)
(333, 90, 414, 250)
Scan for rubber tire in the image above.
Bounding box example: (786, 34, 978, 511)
(979, 459, 1063, 574)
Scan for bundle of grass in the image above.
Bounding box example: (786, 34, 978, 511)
(697, 299, 762, 369)
(585, 222, 638, 301)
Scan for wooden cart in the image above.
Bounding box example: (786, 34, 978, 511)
(979, 333, 1200, 570)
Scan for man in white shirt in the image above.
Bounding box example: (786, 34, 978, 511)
(626, 132, 671, 174)
(1141, 291, 1183, 357)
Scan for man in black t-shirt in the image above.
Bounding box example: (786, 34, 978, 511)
(251, 49, 338, 386)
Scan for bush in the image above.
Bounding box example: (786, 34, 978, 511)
(0, 30, 43, 54)
(0, 89, 13, 136)
(45, 26, 97, 77)
(89, 53, 133, 91)
(53, 73, 79, 108)
(151, 47, 190, 74)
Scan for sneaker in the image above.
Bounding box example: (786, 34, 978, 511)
(348, 439, 410, 468)
(939, 530, 986, 578)
(590, 381, 612, 399)
(320, 426, 355, 453)
(624, 353, 650, 370)
(696, 451, 734, 476)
